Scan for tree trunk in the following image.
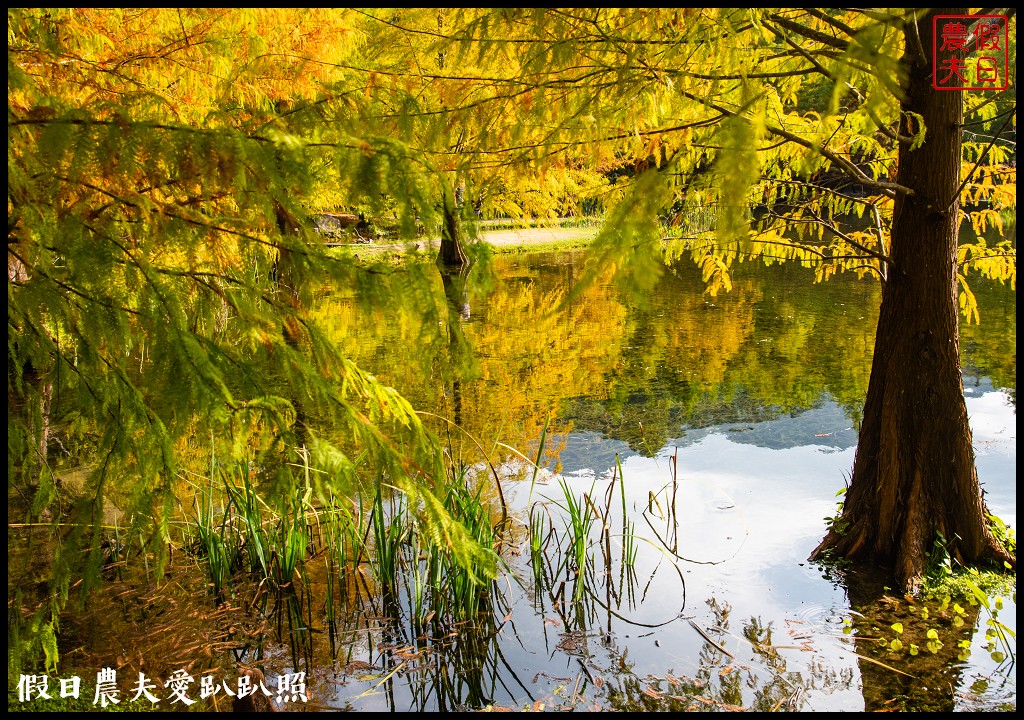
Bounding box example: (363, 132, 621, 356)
(809, 9, 1013, 592)
(437, 185, 471, 269)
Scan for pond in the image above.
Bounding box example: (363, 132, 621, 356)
(49, 246, 1015, 712)
(307, 247, 1016, 711)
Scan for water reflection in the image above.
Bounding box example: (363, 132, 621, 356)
(323, 251, 1013, 467)
(58, 250, 1014, 711)
(298, 250, 1015, 711)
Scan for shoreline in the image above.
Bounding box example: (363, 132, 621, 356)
(330, 225, 599, 261)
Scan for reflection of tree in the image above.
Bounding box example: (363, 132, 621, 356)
(958, 222, 1016, 405)
(961, 275, 1017, 407)
(314, 253, 627, 468)
(439, 264, 475, 428)
(352, 595, 536, 712)
(315, 251, 1012, 467)
(840, 566, 983, 712)
(569, 259, 879, 453)
(599, 600, 854, 711)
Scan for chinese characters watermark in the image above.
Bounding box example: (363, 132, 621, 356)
(16, 668, 308, 708)
(933, 14, 1009, 91)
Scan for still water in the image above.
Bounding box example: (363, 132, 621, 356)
(59, 249, 1013, 712)
(291, 250, 1014, 712)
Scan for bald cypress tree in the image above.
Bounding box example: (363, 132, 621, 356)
(416, 8, 1017, 591)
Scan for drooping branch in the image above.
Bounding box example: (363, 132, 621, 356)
(802, 9, 858, 38)
(673, 89, 913, 198)
(762, 18, 839, 82)
(803, 207, 892, 267)
(947, 108, 1016, 211)
(766, 12, 851, 51)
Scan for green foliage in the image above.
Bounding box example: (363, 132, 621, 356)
(907, 518, 1017, 665)
(823, 485, 850, 536)
(987, 513, 1017, 558)
(7, 4, 1017, 681)
(960, 574, 1016, 664)
(865, 580, 1015, 666)
(8, 7, 508, 678)
(920, 518, 1016, 599)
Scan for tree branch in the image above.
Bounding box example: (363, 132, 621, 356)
(947, 108, 1016, 211)
(803, 207, 892, 266)
(767, 12, 851, 51)
(802, 9, 858, 38)
(761, 19, 838, 81)
(674, 89, 913, 197)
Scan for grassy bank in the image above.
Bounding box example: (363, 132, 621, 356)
(327, 225, 599, 265)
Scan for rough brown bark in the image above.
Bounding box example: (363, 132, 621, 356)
(809, 9, 1013, 592)
(437, 187, 471, 269)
